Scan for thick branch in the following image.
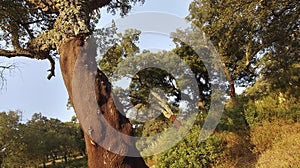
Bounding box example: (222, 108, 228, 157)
(0, 48, 55, 80)
(0, 49, 33, 58)
(27, 0, 112, 13)
(2, 0, 116, 81)
(88, 0, 112, 11)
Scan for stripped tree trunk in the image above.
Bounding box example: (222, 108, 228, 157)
(59, 37, 148, 168)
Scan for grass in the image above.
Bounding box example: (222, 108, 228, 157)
(45, 157, 87, 168)
(256, 133, 300, 167)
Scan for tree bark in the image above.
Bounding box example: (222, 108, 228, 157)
(59, 37, 148, 168)
(224, 67, 236, 105)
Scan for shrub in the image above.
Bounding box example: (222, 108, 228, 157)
(244, 92, 300, 127)
(217, 96, 249, 133)
(157, 126, 224, 168)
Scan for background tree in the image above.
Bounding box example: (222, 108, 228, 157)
(171, 28, 212, 110)
(188, 0, 299, 97)
(0, 111, 86, 167)
(187, 0, 299, 125)
(0, 111, 23, 167)
(182, 0, 300, 167)
(95, 26, 183, 129)
(188, 0, 263, 102)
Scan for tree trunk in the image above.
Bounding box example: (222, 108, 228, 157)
(223, 65, 236, 105)
(196, 77, 205, 110)
(59, 37, 148, 168)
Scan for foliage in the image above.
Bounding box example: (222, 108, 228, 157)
(0, 0, 50, 47)
(0, 111, 23, 167)
(184, 2, 300, 165)
(172, 29, 212, 109)
(97, 28, 204, 132)
(135, 116, 172, 154)
(217, 96, 249, 133)
(188, 0, 260, 91)
(245, 92, 300, 126)
(188, 0, 299, 99)
(158, 126, 224, 168)
(96, 25, 141, 78)
(244, 62, 300, 126)
(0, 111, 84, 167)
(0, 0, 146, 80)
(106, 0, 145, 17)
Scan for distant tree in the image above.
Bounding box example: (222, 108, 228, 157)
(0, 111, 23, 167)
(0, 112, 88, 167)
(172, 29, 212, 110)
(96, 27, 185, 130)
(95, 24, 217, 155)
(21, 113, 87, 167)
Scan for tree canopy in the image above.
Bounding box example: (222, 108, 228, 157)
(188, 0, 299, 98)
(0, 111, 85, 167)
(0, 0, 144, 79)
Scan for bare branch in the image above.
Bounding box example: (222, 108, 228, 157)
(0, 64, 16, 90)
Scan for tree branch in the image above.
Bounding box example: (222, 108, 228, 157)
(46, 55, 55, 80)
(87, 0, 112, 11)
(0, 48, 55, 80)
(0, 49, 33, 58)
(0, 64, 16, 90)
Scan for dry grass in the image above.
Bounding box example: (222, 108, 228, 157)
(214, 132, 256, 168)
(250, 120, 300, 154)
(145, 120, 300, 168)
(215, 121, 300, 168)
(256, 133, 300, 168)
(251, 120, 300, 168)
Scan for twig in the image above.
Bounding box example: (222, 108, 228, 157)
(46, 55, 55, 80)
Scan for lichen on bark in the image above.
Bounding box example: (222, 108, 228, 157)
(27, 0, 92, 53)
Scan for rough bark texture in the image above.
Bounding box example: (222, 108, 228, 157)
(59, 37, 148, 168)
(223, 64, 236, 105)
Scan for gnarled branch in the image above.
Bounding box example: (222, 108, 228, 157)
(0, 48, 55, 80)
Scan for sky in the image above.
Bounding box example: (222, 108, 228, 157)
(0, 0, 193, 122)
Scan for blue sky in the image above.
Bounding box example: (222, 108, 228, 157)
(0, 0, 193, 122)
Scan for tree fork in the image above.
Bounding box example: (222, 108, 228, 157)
(59, 37, 148, 168)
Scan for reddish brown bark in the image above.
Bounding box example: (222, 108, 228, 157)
(59, 37, 148, 168)
(229, 82, 236, 98)
(224, 67, 236, 105)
